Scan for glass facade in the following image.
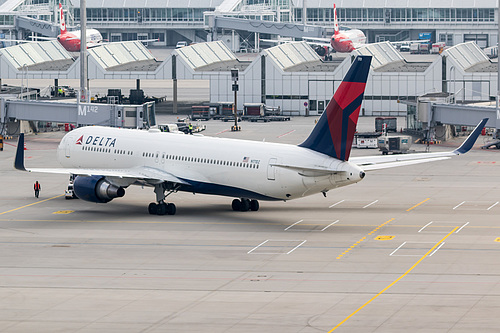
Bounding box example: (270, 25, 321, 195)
(295, 8, 495, 23)
(75, 8, 211, 23)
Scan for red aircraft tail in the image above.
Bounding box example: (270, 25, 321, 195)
(299, 56, 372, 161)
(59, 3, 67, 34)
(333, 4, 339, 35)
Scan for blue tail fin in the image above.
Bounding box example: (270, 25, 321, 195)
(299, 55, 372, 161)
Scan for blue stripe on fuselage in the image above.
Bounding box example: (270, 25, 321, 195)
(178, 178, 281, 201)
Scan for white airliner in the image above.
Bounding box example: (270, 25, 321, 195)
(14, 56, 487, 215)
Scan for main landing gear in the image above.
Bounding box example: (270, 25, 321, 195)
(149, 183, 177, 215)
(148, 202, 176, 215)
(232, 198, 259, 212)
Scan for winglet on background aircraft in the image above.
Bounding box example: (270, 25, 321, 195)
(14, 55, 487, 215)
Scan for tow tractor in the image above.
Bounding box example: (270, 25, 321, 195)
(65, 176, 78, 199)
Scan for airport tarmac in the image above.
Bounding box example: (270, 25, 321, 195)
(1, 117, 500, 332)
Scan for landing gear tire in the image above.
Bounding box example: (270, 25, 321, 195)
(232, 198, 259, 212)
(149, 202, 176, 215)
(148, 202, 158, 215)
(250, 200, 259, 211)
(240, 199, 250, 212)
(232, 199, 242, 211)
(157, 203, 167, 216)
(166, 203, 176, 215)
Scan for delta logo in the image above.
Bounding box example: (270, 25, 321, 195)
(75, 135, 117, 147)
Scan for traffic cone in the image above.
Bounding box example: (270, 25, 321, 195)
(24, 142, 27, 150)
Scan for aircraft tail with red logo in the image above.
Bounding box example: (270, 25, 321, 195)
(333, 4, 340, 35)
(299, 55, 372, 161)
(59, 3, 67, 34)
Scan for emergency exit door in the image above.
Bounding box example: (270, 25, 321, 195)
(267, 158, 277, 180)
(65, 136, 74, 158)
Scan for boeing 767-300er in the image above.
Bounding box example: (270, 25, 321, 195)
(14, 56, 487, 215)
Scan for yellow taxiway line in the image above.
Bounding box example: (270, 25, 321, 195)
(0, 194, 64, 216)
(328, 225, 459, 332)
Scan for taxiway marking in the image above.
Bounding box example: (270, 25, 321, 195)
(406, 198, 430, 212)
(284, 219, 303, 231)
(329, 200, 345, 208)
(277, 129, 296, 138)
(487, 202, 499, 211)
(336, 218, 394, 259)
(321, 220, 339, 231)
(215, 129, 230, 135)
(362, 200, 378, 208)
(0, 194, 64, 216)
(328, 226, 458, 332)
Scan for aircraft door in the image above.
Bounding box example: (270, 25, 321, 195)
(267, 158, 277, 180)
(65, 136, 74, 158)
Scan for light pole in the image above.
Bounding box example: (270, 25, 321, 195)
(231, 68, 241, 131)
(79, 0, 88, 104)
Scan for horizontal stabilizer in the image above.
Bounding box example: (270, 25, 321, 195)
(352, 118, 488, 171)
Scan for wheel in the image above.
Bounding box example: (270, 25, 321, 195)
(166, 203, 176, 215)
(250, 200, 259, 211)
(240, 199, 250, 212)
(232, 199, 242, 211)
(148, 202, 158, 215)
(157, 203, 167, 216)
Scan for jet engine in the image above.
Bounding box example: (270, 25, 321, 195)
(73, 176, 125, 203)
(315, 46, 327, 57)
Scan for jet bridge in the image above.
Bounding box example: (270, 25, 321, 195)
(15, 16, 59, 38)
(0, 98, 156, 136)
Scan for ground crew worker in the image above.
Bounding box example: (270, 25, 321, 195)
(188, 123, 193, 135)
(34, 181, 41, 198)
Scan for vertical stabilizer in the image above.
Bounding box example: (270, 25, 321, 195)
(299, 55, 372, 161)
(59, 3, 67, 34)
(333, 4, 339, 35)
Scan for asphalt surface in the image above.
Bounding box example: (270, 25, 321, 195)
(1, 117, 500, 332)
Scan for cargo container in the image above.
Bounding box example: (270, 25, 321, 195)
(375, 117, 397, 132)
(191, 105, 211, 120)
(378, 135, 412, 155)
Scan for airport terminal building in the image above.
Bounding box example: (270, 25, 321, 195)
(0, 0, 498, 48)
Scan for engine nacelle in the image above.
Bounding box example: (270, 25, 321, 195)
(73, 176, 125, 203)
(315, 46, 327, 57)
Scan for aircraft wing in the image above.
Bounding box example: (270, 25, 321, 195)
(14, 134, 189, 185)
(28, 36, 56, 41)
(351, 118, 488, 171)
(302, 37, 330, 43)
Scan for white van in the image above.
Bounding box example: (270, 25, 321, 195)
(175, 41, 188, 48)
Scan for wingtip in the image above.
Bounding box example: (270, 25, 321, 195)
(14, 133, 26, 171)
(453, 118, 488, 155)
